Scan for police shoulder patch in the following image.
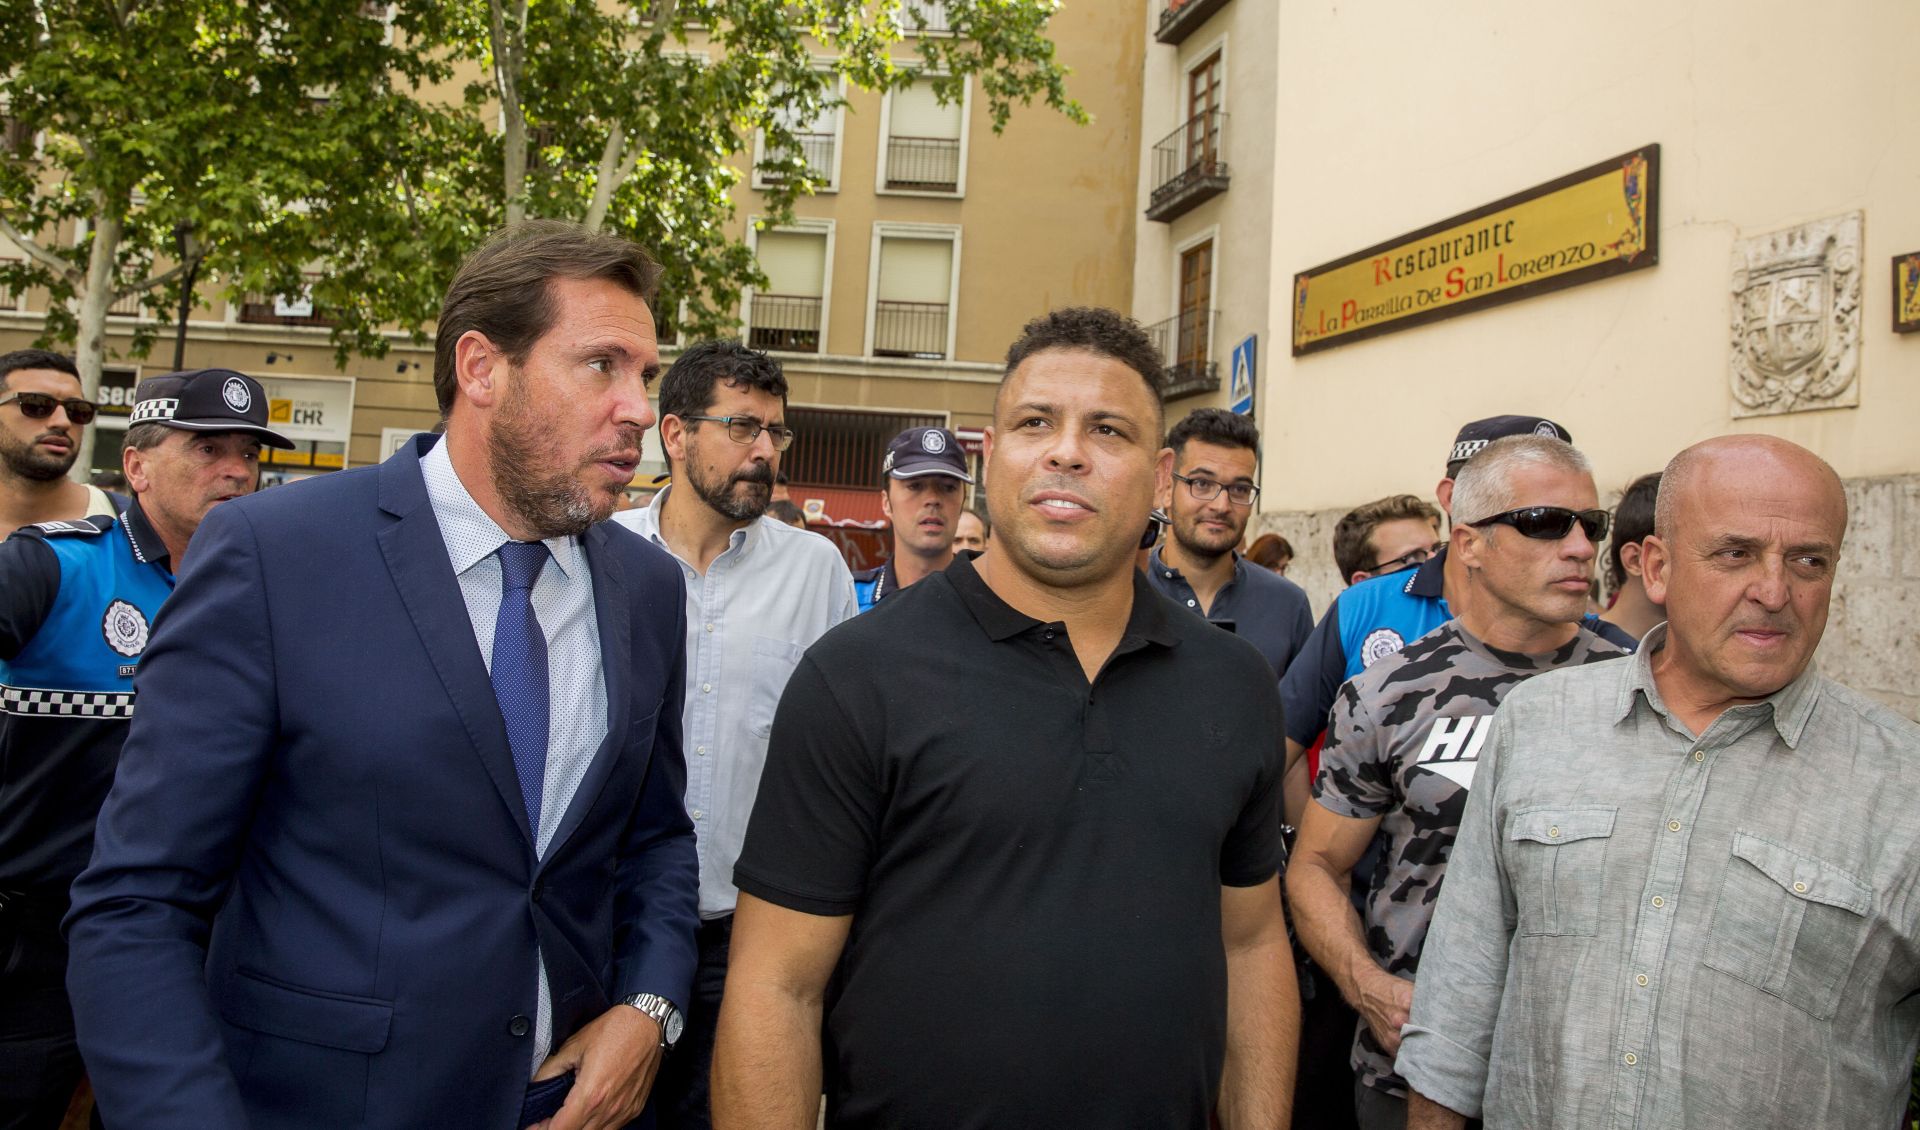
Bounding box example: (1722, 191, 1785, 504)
(102, 599, 150, 657)
(21, 515, 116, 539)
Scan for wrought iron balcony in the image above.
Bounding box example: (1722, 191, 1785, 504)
(898, 0, 952, 34)
(758, 132, 837, 185)
(884, 135, 962, 192)
(1155, 0, 1233, 45)
(1145, 309, 1220, 400)
(872, 300, 949, 359)
(746, 294, 823, 354)
(1146, 109, 1229, 223)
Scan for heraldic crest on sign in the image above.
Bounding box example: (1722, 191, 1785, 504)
(1729, 211, 1862, 417)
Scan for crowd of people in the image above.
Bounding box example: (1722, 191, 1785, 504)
(1, 220, 1917, 1130)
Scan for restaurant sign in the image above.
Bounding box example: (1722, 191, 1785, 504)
(1293, 145, 1659, 355)
(1895, 251, 1920, 334)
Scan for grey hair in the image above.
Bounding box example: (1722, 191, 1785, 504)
(1451, 435, 1593, 528)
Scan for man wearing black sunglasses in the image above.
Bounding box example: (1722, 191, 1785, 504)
(0, 350, 119, 534)
(1289, 434, 1631, 1130)
(0, 367, 289, 1129)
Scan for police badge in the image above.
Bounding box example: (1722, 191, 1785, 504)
(102, 599, 150, 658)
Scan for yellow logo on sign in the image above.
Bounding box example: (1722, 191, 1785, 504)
(269, 399, 292, 423)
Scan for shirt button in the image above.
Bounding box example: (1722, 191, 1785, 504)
(695, 745, 707, 756)
(1793, 881, 1808, 894)
(691, 809, 704, 820)
(1186, 599, 1196, 607)
(687, 569, 697, 581)
(701, 683, 712, 694)
(705, 623, 715, 633)
(1635, 974, 1649, 987)
(1668, 820, 1682, 832)
(1548, 826, 1560, 838)
(1624, 1052, 1638, 1066)
(1692, 749, 1705, 762)
(1651, 896, 1665, 908)
(508, 1015, 532, 1038)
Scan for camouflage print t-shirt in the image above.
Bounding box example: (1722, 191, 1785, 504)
(1312, 619, 1631, 1096)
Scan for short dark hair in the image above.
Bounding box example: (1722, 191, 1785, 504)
(1246, 532, 1292, 568)
(122, 422, 176, 453)
(658, 339, 789, 422)
(433, 220, 664, 416)
(767, 498, 805, 525)
(1166, 407, 1258, 459)
(1607, 472, 1662, 591)
(0, 349, 79, 389)
(1000, 307, 1164, 421)
(1333, 493, 1443, 583)
(967, 504, 992, 536)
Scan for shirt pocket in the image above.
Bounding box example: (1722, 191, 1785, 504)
(1507, 805, 1616, 937)
(746, 636, 806, 738)
(1701, 831, 1872, 1020)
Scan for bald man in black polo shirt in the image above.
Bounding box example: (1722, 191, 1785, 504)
(714, 308, 1298, 1130)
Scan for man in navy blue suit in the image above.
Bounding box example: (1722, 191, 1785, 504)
(63, 221, 700, 1130)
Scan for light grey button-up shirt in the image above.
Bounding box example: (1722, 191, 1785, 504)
(1398, 624, 1920, 1129)
(614, 487, 857, 917)
(420, 439, 608, 1070)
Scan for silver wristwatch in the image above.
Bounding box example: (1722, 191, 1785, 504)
(621, 992, 685, 1048)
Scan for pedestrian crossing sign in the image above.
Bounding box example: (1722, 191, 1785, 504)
(1229, 335, 1256, 416)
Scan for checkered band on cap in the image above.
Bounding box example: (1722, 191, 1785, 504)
(1, 684, 136, 719)
(1449, 439, 1489, 464)
(129, 398, 180, 424)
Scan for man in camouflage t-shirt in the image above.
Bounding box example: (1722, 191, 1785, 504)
(1285, 434, 1632, 1130)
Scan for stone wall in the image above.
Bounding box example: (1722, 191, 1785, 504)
(1247, 473, 1920, 722)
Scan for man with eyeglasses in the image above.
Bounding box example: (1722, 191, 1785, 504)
(1333, 495, 1446, 589)
(1146, 408, 1313, 678)
(1287, 435, 1630, 1130)
(853, 426, 972, 613)
(612, 339, 855, 1130)
(0, 350, 120, 534)
(0, 368, 288, 1128)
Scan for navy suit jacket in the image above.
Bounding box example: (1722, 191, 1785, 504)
(64, 436, 699, 1130)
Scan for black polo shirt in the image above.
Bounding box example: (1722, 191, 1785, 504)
(735, 555, 1285, 1130)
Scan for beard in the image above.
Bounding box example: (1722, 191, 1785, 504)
(487, 378, 637, 539)
(1171, 508, 1241, 563)
(0, 429, 78, 482)
(685, 455, 773, 523)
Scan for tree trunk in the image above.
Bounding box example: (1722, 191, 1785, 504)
(71, 212, 122, 480)
(490, 0, 529, 226)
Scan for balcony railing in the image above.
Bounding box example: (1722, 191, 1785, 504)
(1155, 0, 1233, 45)
(239, 281, 333, 327)
(1145, 309, 1220, 400)
(898, 0, 952, 34)
(884, 135, 961, 192)
(872, 299, 949, 359)
(759, 132, 837, 184)
(747, 294, 823, 354)
(1146, 109, 1230, 223)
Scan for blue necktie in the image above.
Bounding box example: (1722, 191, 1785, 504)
(492, 541, 550, 836)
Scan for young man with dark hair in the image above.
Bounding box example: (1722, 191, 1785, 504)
(0, 349, 118, 532)
(613, 339, 856, 1130)
(852, 425, 972, 612)
(65, 222, 700, 1130)
(1146, 407, 1314, 677)
(0, 369, 286, 1129)
(954, 505, 990, 553)
(1599, 471, 1663, 643)
(715, 306, 1298, 1128)
(1333, 495, 1445, 588)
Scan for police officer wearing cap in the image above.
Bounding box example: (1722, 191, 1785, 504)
(853, 425, 974, 613)
(0, 368, 290, 1129)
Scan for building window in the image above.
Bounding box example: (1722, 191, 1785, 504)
(238, 275, 333, 327)
(881, 77, 966, 195)
(748, 225, 831, 354)
(1146, 239, 1220, 400)
(0, 258, 21, 310)
(781, 406, 944, 488)
(755, 74, 842, 191)
(1147, 50, 1231, 222)
(897, 0, 952, 34)
(868, 228, 958, 360)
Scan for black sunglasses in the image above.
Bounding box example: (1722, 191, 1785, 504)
(0, 391, 98, 426)
(1466, 506, 1610, 542)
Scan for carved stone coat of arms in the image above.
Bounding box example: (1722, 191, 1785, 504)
(1729, 212, 1862, 417)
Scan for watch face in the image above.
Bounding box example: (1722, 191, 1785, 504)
(664, 1010, 685, 1044)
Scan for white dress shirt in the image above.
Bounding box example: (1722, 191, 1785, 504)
(615, 488, 857, 917)
(419, 438, 608, 1069)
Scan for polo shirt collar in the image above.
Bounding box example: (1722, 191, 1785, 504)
(947, 553, 1180, 648)
(1615, 622, 1824, 749)
(121, 496, 170, 568)
(1149, 546, 1249, 597)
(1404, 545, 1448, 598)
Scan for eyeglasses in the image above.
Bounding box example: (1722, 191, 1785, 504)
(681, 415, 795, 452)
(1173, 472, 1259, 507)
(1368, 540, 1446, 575)
(1466, 506, 1611, 543)
(0, 392, 98, 425)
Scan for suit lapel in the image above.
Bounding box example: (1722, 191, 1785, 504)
(377, 439, 534, 849)
(540, 523, 634, 865)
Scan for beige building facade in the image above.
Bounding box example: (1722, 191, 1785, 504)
(2, 2, 1145, 512)
(1239, 0, 1920, 716)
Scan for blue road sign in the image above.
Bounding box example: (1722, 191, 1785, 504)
(1229, 334, 1257, 416)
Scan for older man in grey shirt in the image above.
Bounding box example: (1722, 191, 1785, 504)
(1400, 435, 1920, 1130)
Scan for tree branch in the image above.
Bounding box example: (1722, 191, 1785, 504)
(583, 122, 638, 232)
(0, 216, 81, 284)
(489, 0, 531, 223)
(119, 251, 202, 301)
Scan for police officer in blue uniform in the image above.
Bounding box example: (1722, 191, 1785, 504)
(0, 368, 290, 1129)
(853, 425, 973, 613)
